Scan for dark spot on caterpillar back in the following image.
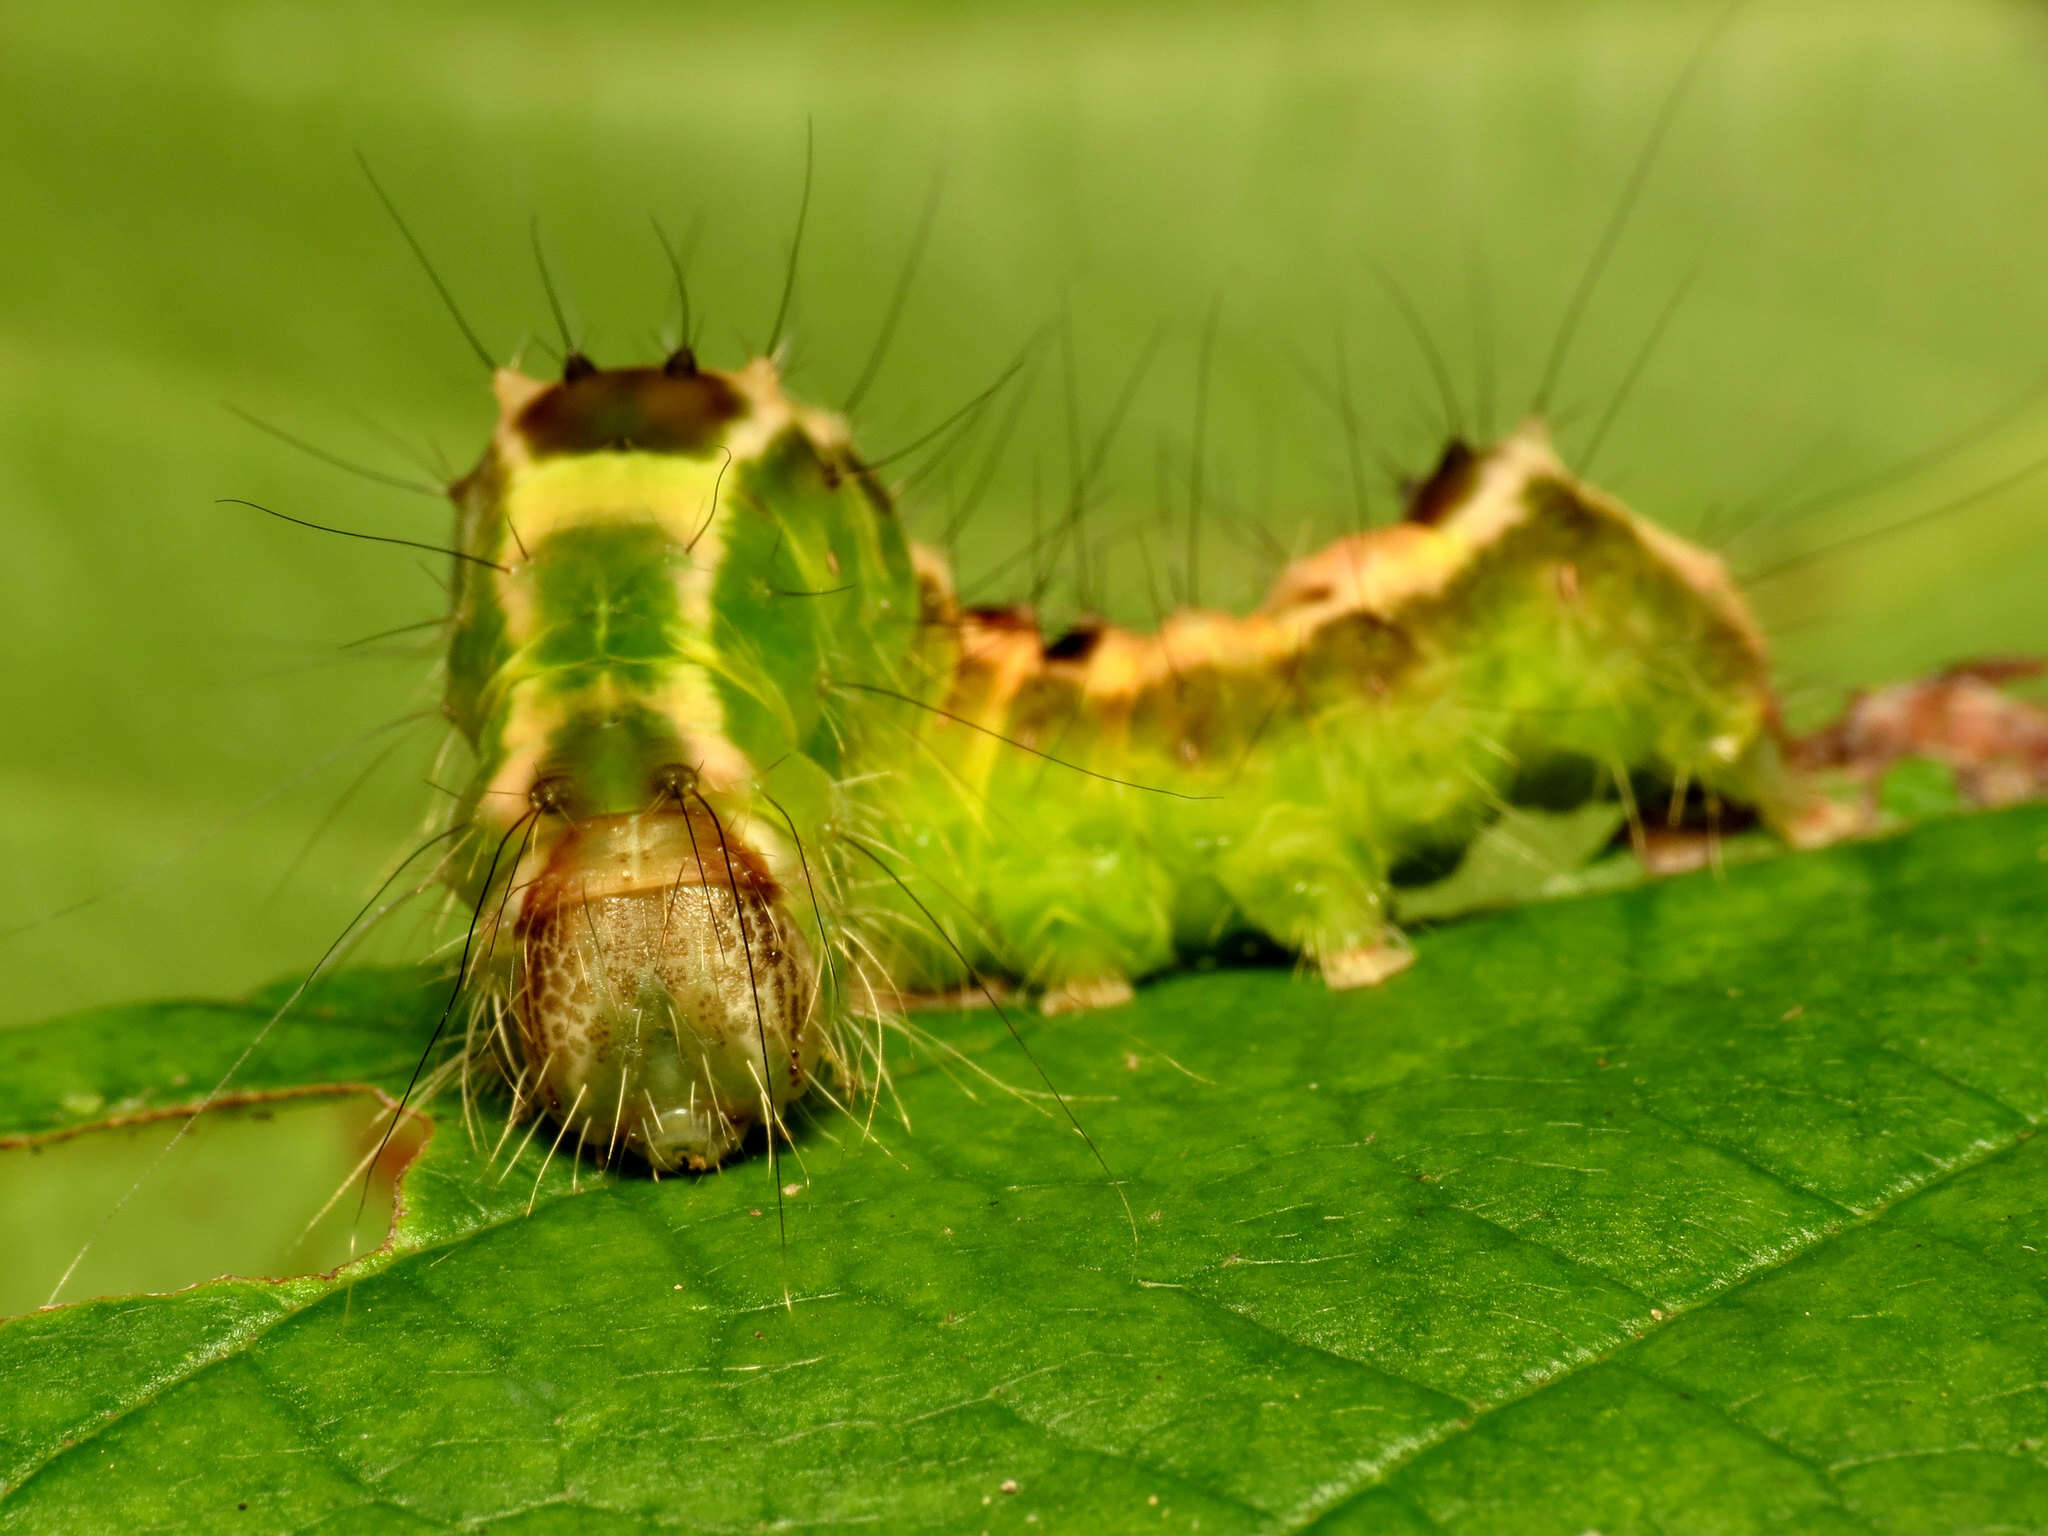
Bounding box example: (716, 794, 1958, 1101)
(515, 366, 744, 458)
(1042, 626, 1103, 663)
(1404, 439, 1479, 526)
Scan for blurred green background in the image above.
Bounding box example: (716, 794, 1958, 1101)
(3, 0, 2046, 1035)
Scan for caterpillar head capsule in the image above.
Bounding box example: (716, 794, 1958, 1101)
(510, 807, 818, 1172)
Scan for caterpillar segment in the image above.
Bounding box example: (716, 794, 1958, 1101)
(442, 353, 936, 1171)
(438, 350, 1814, 1172)
(854, 422, 1807, 1012)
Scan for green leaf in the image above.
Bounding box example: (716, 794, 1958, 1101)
(4, 807, 2046, 1532)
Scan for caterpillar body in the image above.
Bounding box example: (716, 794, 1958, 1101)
(440, 344, 2008, 1174)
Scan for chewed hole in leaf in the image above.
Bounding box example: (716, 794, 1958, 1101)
(0, 1089, 425, 1317)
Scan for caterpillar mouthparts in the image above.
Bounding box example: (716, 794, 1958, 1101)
(509, 807, 817, 1172)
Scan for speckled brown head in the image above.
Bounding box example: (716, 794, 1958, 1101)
(511, 806, 818, 1171)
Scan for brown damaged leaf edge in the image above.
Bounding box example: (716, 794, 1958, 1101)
(4, 1085, 432, 1315)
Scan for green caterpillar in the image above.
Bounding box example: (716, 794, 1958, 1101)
(439, 343, 1967, 1173)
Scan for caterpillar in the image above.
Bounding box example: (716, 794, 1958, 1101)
(435, 342, 2047, 1174)
(12, 6, 2048, 1212)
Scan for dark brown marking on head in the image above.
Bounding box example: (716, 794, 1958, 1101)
(1042, 625, 1103, 663)
(516, 366, 745, 459)
(1404, 439, 1478, 526)
(561, 351, 598, 383)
